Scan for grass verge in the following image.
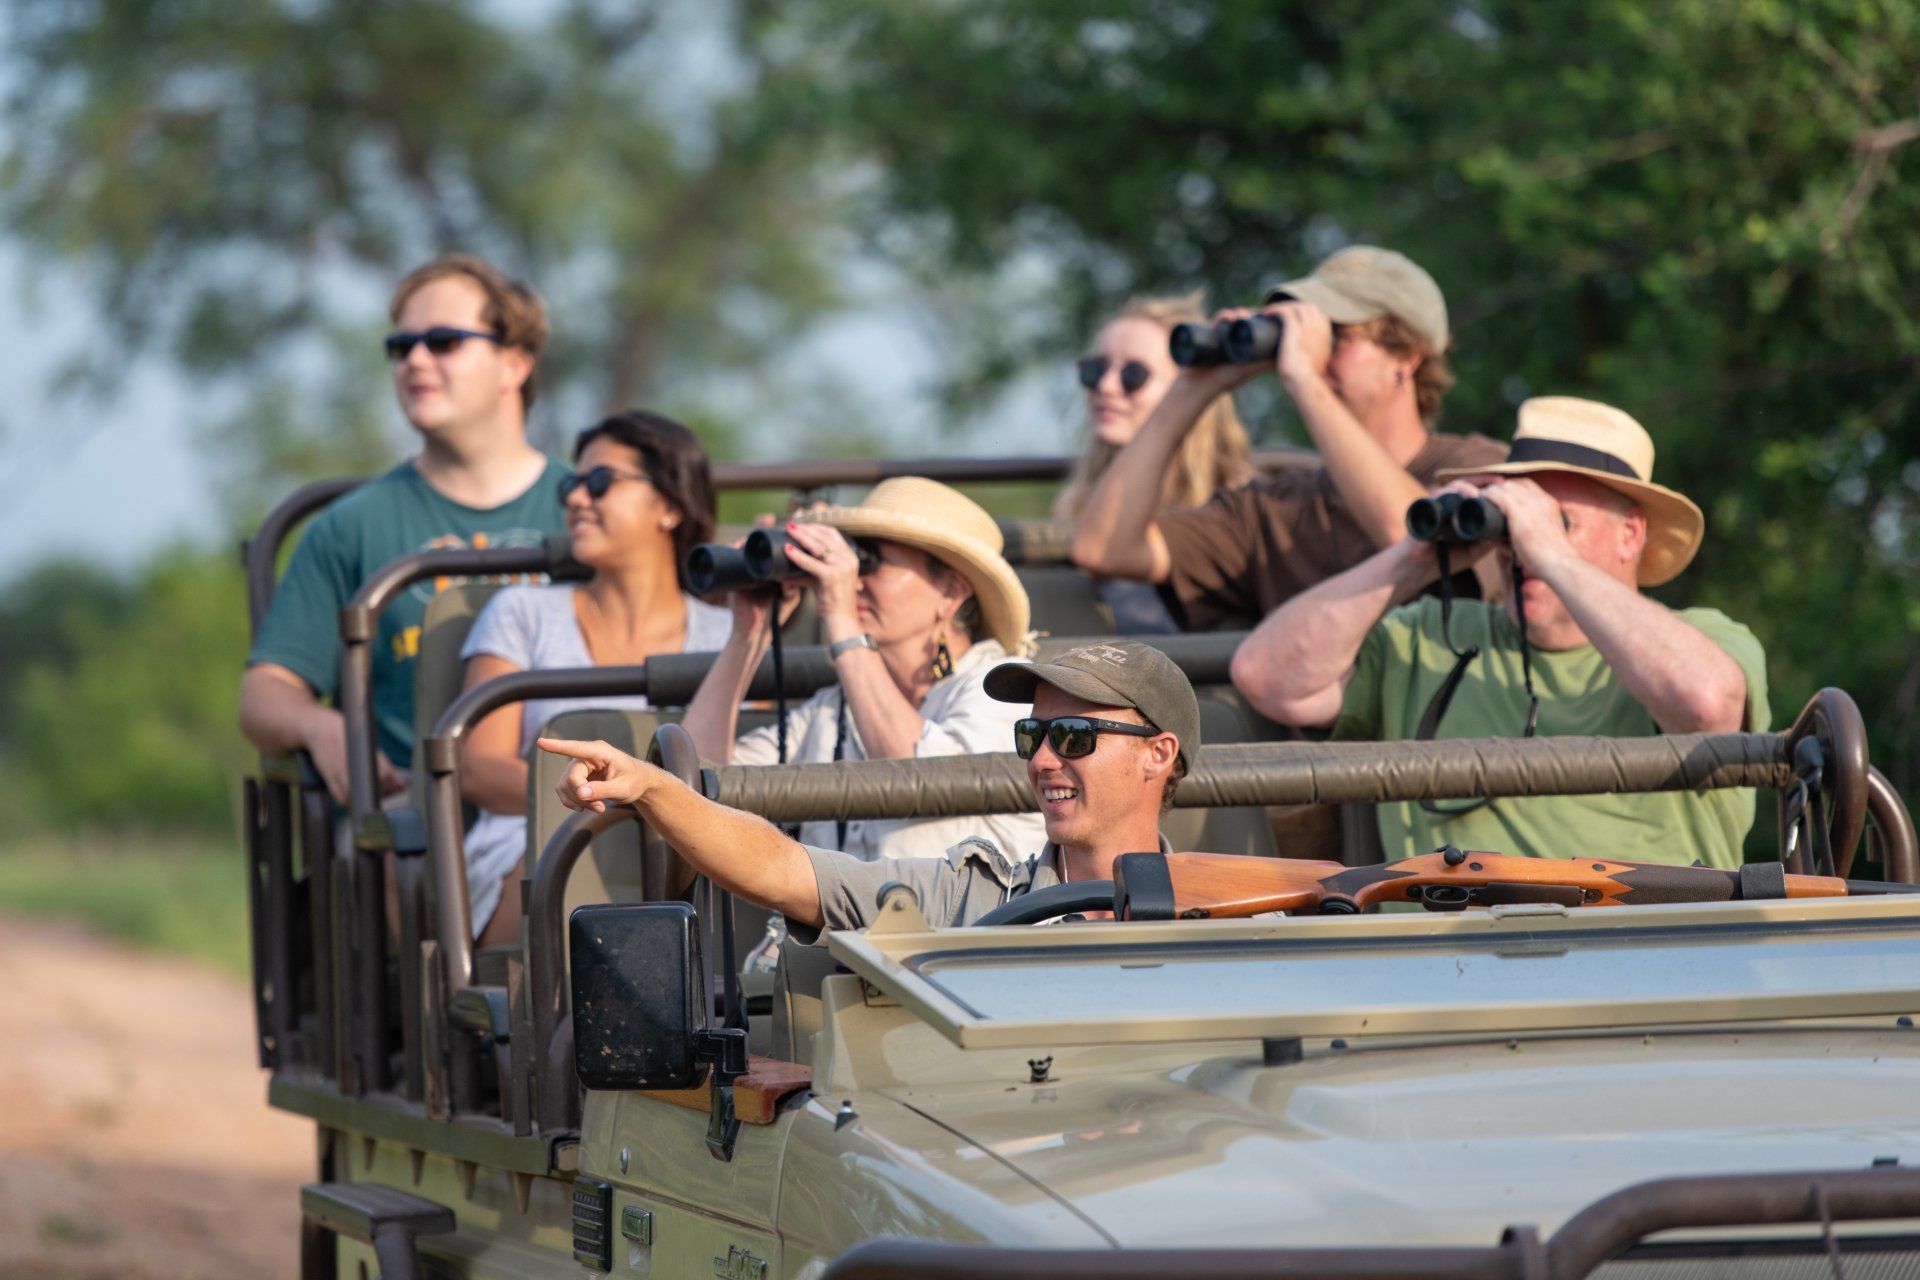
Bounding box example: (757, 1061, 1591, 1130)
(0, 832, 250, 976)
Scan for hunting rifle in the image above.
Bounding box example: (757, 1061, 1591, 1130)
(1112, 847, 1920, 920)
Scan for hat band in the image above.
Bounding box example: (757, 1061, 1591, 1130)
(1505, 438, 1642, 481)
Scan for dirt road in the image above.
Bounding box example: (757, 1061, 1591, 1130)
(0, 914, 308, 1279)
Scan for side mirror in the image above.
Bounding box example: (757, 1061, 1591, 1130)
(570, 903, 708, 1090)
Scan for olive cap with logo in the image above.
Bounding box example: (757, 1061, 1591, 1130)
(983, 640, 1201, 771)
(1263, 245, 1449, 353)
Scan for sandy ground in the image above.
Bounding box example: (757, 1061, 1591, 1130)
(0, 914, 310, 1280)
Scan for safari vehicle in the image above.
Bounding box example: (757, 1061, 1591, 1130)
(241, 457, 1920, 1279)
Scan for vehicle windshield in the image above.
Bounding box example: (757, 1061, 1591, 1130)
(898, 914, 1920, 1035)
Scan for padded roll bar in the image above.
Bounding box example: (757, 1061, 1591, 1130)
(706, 731, 1799, 824)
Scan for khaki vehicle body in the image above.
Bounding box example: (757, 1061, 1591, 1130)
(529, 896, 1920, 1278)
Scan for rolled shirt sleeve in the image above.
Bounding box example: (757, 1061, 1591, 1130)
(793, 836, 1040, 941)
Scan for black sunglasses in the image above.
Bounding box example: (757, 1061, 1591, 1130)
(1014, 715, 1158, 760)
(383, 326, 503, 360)
(1077, 356, 1152, 394)
(558, 465, 653, 502)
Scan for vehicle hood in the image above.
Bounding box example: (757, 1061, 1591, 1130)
(882, 1029, 1920, 1248)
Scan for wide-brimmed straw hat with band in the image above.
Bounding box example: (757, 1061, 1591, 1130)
(1436, 396, 1705, 586)
(802, 476, 1034, 655)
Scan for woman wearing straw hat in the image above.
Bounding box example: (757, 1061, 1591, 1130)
(1231, 396, 1769, 872)
(682, 476, 1047, 862)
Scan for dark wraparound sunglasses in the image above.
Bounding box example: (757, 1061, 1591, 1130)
(558, 465, 653, 502)
(1014, 715, 1159, 760)
(1077, 356, 1152, 394)
(384, 326, 503, 360)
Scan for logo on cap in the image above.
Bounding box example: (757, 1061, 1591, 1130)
(1069, 642, 1133, 667)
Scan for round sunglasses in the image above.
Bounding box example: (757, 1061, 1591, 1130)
(1014, 715, 1158, 760)
(558, 465, 653, 502)
(383, 326, 502, 361)
(1076, 355, 1152, 394)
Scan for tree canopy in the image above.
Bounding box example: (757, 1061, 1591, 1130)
(787, 0, 1920, 792)
(1, 0, 1914, 828)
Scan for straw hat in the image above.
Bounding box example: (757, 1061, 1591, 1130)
(801, 477, 1034, 655)
(1436, 396, 1705, 586)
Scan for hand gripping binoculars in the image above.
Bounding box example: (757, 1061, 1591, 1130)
(1406, 493, 1507, 545)
(685, 528, 882, 595)
(1169, 315, 1284, 367)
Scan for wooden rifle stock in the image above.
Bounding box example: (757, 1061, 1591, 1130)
(1111, 849, 1909, 921)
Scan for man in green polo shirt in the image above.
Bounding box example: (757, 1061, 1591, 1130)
(1231, 396, 1767, 869)
(239, 254, 570, 802)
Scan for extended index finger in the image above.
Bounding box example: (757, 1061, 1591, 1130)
(536, 736, 616, 765)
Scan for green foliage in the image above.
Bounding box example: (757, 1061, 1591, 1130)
(0, 833, 250, 975)
(788, 0, 1920, 792)
(0, 549, 250, 831)
(2, 0, 847, 502)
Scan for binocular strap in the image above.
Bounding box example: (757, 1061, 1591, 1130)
(1415, 550, 1539, 817)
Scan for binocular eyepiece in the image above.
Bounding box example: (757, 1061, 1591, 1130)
(1406, 493, 1507, 545)
(685, 528, 882, 595)
(1169, 315, 1284, 368)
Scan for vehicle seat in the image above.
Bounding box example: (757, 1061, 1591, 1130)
(409, 583, 510, 816)
(1016, 565, 1115, 639)
(771, 939, 844, 1067)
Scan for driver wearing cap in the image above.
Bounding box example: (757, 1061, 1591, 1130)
(536, 640, 1200, 935)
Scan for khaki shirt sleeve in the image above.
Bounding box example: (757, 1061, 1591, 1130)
(793, 836, 1024, 942)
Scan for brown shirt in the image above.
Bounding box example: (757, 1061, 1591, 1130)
(1155, 431, 1509, 631)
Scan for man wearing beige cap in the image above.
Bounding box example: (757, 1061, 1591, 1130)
(537, 640, 1197, 933)
(1233, 397, 1769, 870)
(1072, 245, 1506, 631)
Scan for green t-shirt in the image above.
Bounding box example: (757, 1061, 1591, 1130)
(247, 458, 570, 769)
(1332, 596, 1770, 870)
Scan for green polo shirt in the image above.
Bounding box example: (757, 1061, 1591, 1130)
(247, 458, 569, 769)
(1333, 596, 1770, 869)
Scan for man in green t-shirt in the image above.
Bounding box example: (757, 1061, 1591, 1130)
(239, 254, 570, 802)
(1230, 396, 1768, 869)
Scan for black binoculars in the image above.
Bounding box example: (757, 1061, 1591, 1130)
(685, 528, 882, 595)
(1406, 493, 1507, 544)
(1169, 315, 1283, 368)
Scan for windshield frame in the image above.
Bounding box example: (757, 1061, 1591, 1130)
(825, 894, 1920, 1050)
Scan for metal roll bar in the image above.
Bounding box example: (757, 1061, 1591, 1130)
(1868, 766, 1919, 884)
(819, 1166, 1920, 1280)
(243, 451, 1314, 632)
(242, 475, 364, 633)
(704, 447, 1310, 495)
(334, 537, 587, 1094)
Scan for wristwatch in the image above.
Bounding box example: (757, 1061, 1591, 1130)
(828, 634, 878, 659)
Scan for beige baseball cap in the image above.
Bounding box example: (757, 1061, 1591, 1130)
(1263, 245, 1449, 352)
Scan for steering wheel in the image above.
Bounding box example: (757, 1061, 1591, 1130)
(1785, 689, 1869, 878)
(971, 880, 1116, 926)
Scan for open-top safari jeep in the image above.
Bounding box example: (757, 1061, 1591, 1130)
(241, 455, 1920, 1279)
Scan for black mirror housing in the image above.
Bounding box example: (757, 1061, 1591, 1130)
(570, 903, 706, 1090)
